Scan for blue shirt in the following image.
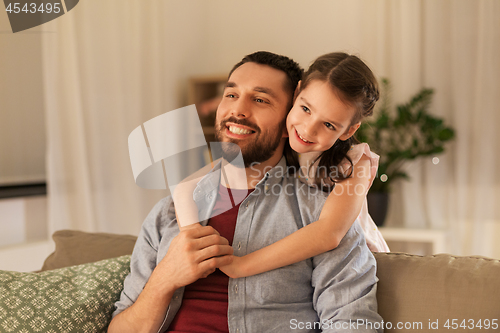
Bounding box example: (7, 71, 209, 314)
(113, 157, 383, 332)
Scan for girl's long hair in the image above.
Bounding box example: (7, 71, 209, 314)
(285, 52, 379, 191)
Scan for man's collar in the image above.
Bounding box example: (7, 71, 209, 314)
(251, 156, 288, 188)
(193, 156, 288, 197)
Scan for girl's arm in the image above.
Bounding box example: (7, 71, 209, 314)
(220, 155, 371, 278)
(173, 159, 220, 229)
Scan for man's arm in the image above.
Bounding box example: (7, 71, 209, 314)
(108, 200, 233, 333)
(312, 223, 383, 333)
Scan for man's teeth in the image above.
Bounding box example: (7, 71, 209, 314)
(229, 126, 252, 135)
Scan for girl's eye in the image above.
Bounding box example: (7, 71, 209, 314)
(226, 93, 236, 98)
(325, 122, 336, 131)
(301, 106, 311, 113)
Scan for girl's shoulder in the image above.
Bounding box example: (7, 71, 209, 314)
(345, 143, 379, 168)
(296, 143, 380, 187)
(341, 143, 379, 189)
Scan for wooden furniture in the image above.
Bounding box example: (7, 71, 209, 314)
(379, 227, 448, 255)
(187, 74, 227, 144)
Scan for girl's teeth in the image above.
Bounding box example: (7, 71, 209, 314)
(298, 132, 311, 143)
(229, 126, 252, 135)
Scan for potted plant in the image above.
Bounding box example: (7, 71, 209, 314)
(355, 79, 455, 226)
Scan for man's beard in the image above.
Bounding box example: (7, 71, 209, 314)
(215, 116, 284, 168)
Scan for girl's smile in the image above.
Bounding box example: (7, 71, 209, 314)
(293, 127, 314, 145)
(286, 80, 360, 154)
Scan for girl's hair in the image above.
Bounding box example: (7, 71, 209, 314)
(285, 52, 380, 190)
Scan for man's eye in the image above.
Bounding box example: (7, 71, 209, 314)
(255, 98, 268, 104)
(302, 106, 311, 113)
(226, 94, 236, 98)
(325, 122, 336, 131)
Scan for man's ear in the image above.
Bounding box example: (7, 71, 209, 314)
(339, 122, 361, 141)
(293, 80, 302, 102)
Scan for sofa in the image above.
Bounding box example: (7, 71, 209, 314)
(2, 230, 500, 332)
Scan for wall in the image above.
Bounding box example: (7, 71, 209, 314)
(0, 2, 49, 270)
(0, 6, 45, 185)
(0, 196, 49, 271)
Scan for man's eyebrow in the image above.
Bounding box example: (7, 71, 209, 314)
(225, 82, 278, 99)
(253, 86, 278, 99)
(300, 96, 344, 129)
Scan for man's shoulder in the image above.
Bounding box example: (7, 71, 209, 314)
(282, 172, 329, 222)
(138, 196, 178, 249)
(145, 196, 175, 225)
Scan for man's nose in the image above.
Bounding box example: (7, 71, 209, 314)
(231, 98, 251, 118)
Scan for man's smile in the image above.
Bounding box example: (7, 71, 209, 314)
(224, 122, 257, 139)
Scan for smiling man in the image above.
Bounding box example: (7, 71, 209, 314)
(215, 60, 289, 173)
(108, 51, 382, 333)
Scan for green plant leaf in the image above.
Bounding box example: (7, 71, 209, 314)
(357, 78, 455, 192)
(438, 128, 455, 141)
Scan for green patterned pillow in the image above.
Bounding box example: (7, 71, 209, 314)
(0, 255, 131, 333)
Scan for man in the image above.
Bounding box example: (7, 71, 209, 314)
(109, 51, 383, 333)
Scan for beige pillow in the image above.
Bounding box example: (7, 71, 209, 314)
(375, 253, 500, 331)
(41, 230, 137, 271)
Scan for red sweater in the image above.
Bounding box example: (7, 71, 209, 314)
(168, 186, 252, 333)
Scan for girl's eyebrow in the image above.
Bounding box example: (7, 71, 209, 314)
(300, 96, 344, 129)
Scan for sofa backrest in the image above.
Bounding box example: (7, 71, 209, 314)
(41, 230, 138, 271)
(41, 230, 500, 333)
(374, 252, 500, 332)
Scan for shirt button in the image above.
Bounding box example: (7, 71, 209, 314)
(234, 285, 238, 293)
(237, 242, 241, 250)
(207, 194, 212, 199)
(245, 202, 249, 208)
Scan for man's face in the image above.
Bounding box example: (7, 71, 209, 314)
(215, 62, 291, 167)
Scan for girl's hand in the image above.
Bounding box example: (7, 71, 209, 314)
(219, 255, 246, 279)
(178, 221, 202, 232)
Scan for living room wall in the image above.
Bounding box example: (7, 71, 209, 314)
(0, 9, 45, 185)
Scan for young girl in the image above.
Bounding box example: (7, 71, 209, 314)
(174, 52, 389, 279)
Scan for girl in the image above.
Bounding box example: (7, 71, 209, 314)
(174, 52, 389, 279)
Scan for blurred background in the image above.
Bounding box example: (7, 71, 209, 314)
(1, 0, 499, 271)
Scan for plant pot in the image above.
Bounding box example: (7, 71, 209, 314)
(367, 192, 389, 227)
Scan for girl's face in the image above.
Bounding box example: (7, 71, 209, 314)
(286, 80, 360, 154)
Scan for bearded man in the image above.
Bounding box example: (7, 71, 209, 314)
(109, 51, 382, 333)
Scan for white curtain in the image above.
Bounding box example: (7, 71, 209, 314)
(378, 0, 500, 258)
(41, 0, 500, 257)
(41, 1, 209, 235)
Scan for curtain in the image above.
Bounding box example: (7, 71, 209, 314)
(378, 0, 500, 258)
(41, 0, 500, 258)
(41, 1, 208, 235)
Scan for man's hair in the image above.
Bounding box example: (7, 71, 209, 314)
(228, 51, 304, 105)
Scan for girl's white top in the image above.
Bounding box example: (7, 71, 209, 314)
(298, 143, 390, 252)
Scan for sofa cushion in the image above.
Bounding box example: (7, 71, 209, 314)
(0, 255, 131, 333)
(41, 230, 137, 271)
(375, 252, 500, 331)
